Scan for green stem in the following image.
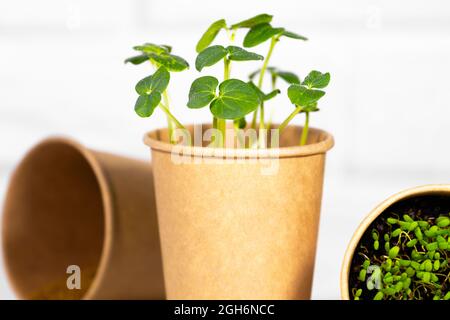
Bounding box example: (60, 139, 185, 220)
(151, 61, 175, 142)
(216, 58, 231, 148)
(159, 104, 185, 130)
(258, 37, 277, 89)
(278, 105, 303, 133)
(251, 108, 258, 129)
(251, 36, 278, 130)
(271, 73, 277, 91)
(228, 28, 237, 43)
(258, 102, 265, 148)
(300, 112, 310, 146)
(216, 118, 226, 147)
(259, 102, 265, 131)
(159, 103, 190, 146)
(224, 58, 231, 79)
(234, 123, 245, 148)
(162, 90, 175, 143)
(266, 116, 272, 131)
(212, 117, 219, 147)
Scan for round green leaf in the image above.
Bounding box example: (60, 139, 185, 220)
(234, 117, 247, 129)
(358, 269, 367, 281)
(282, 30, 308, 41)
(247, 82, 279, 102)
(406, 239, 418, 247)
(423, 272, 431, 283)
(389, 246, 400, 259)
(231, 14, 273, 29)
(210, 79, 260, 119)
(302, 103, 319, 113)
(150, 66, 170, 92)
(187, 76, 219, 109)
(248, 68, 261, 80)
(374, 230, 381, 241)
(133, 43, 170, 55)
(195, 45, 228, 71)
(250, 68, 300, 84)
(363, 260, 370, 269)
(426, 242, 438, 251)
(161, 45, 172, 53)
(437, 216, 450, 227)
(387, 217, 398, 224)
(373, 292, 384, 300)
(135, 75, 153, 95)
(277, 71, 300, 84)
(124, 54, 148, 65)
(196, 19, 227, 53)
(134, 92, 161, 118)
(287, 84, 325, 107)
(373, 240, 379, 250)
(148, 53, 189, 72)
(247, 81, 265, 102)
(392, 228, 402, 237)
(135, 67, 170, 95)
(243, 23, 285, 48)
(226, 46, 263, 61)
(302, 71, 331, 89)
(403, 214, 413, 222)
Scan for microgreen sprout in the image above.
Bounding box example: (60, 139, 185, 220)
(351, 197, 450, 300)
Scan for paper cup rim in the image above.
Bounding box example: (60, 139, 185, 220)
(1, 136, 115, 300)
(144, 124, 334, 159)
(340, 184, 450, 300)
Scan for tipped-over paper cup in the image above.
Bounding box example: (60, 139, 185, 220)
(144, 124, 334, 299)
(2, 137, 165, 299)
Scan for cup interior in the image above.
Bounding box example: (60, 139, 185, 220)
(2, 140, 105, 299)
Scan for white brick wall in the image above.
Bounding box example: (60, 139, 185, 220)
(1, 0, 450, 299)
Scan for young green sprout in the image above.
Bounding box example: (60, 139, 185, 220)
(126, 14, 330, 149)
(352, 207, 450, 300)
(191, 15, 276, 147)
(190, 14, 310, 147)
(125, 43, 189, 144)
(235, 14, 308, 130)
(279, 71, 330, 145)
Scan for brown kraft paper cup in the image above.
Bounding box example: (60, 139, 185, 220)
(340, 184, 450, 300)
(144, 124, 334, 299)
(2, 137, 165, 299)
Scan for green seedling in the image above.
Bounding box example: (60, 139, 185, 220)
(248, 67, 299, 133)
(127, 14, 330, 148)
(280, 71, 330, 145)
(351, 206, 450, 300)
(125, 43, 189, 143)
(250, 67, 301, 88)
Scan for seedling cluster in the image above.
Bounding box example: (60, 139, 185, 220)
(126, 14, 331, 147)
(352, 206, 450, 300)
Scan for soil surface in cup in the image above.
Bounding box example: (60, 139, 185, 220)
(3, 142, 105, 299)
(349, 195, 450, 300)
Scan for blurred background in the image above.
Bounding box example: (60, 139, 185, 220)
(1, 0, 450, 299)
